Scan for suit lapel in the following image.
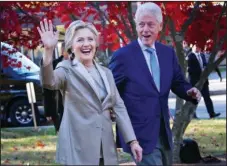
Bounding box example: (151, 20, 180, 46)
(71, 58, 100, 102)
(94, 61, 111, 105)
(155, 42, 164, 94)
(132, 41, 159, 92)
(192, 53, 201, 68)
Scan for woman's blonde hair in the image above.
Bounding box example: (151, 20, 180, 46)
(64, 20, 99, 52)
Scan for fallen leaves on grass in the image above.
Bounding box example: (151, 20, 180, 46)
(13, 146, 19, 151)
(3, 158, 10, 164)
(200, 133, 207, 137)
(36, 140, 45, 148)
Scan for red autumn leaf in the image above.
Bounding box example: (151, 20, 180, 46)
(26, 66, 31, 70)
(3, 159, 10, 164)
(11, 58, 17, 62)
(36, 140, 45, 148)
(13, 146, 19, 151)
(61, 14, 70, 23)
(17, 61, 22, 68)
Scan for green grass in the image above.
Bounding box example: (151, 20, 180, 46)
(1, 128, 57, 165)
(1, 119, 226, 165)
(183, 119, 226, 157)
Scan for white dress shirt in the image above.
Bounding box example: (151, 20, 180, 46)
(137, 38, 160, 76)
(193, 51, 203, 69)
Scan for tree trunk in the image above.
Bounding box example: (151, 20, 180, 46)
(172, 101, 198, 163)
(175, 96, 184, 115)
(171, 37, 187, 163)
(170, 3, 227, 163)
(172, 50, 227, 163)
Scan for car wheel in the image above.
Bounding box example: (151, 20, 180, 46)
(9, 99, 40, 127)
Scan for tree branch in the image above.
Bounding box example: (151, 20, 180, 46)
(14, 2, 40, 24)
(14, 2, 65, 36)
(90, 2, 127, 45)
(197, 33, 227, 90)
(119, 13, 133, 40)
(181, 1, 201, 35)
(158, 16, 169, 43)
(127, 2, 137, 39)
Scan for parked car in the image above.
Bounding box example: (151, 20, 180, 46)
(0, 42, 44, 127)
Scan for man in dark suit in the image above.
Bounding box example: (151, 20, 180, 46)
(183, 40, 192, 59)
(187, 44, 221, 119)
(109, 2, 201, 165)
(43, 43, 68, 133)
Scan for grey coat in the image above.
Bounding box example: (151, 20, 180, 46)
(40, 58, 136, 165)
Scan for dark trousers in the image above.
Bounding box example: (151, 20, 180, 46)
(43, 89, 64, 132)
(99, 158, 104, 166)
(201, 83, 215, 116)
(55, 91, 64, 132)
(52, 115, 61, 132)
(215, 67, 222, 81)
(135, 116, 172, 166)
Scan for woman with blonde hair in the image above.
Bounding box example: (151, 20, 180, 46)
(37, 19, 142, 165)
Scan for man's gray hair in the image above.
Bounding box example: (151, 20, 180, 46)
(135, 2, 163, 23)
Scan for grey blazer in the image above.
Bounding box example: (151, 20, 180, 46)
(40, 58, 136, 165)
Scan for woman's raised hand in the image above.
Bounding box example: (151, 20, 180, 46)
(37, 19, 59, 50)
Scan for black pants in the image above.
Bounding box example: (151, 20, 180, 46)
(215, 67, 222, 81)
(201, 83, 215, 116)
(99, 158, 104, 166)
(43, 88, 64, 132)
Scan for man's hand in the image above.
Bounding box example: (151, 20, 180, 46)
(130, 141, 143, 162)
(216, 50, 225, 58)
(187, 87, 201, 102)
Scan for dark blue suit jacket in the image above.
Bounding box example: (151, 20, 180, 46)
(109, 40, 197, 154)
(187, 52, 208, 86)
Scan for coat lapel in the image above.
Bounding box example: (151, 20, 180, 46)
(132, 41, 159, 92)
(94, 62, 111, 105)
(71, 58, 100, 102)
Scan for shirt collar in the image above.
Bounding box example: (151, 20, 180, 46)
(138, 38, 156, 51)
(192, 51, 200, 56)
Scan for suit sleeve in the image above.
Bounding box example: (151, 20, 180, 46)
(40, 59, 67, 90)
(108, 70, 136, 143)
(171, 49, 198, 105)
(108, 51, 126, 94)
